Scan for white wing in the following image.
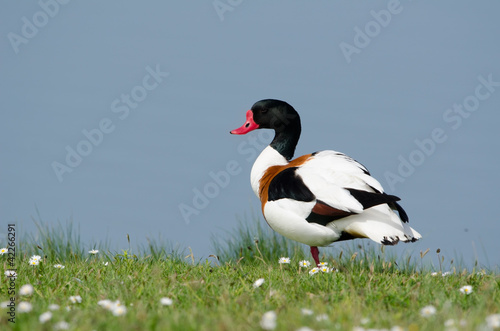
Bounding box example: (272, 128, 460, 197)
(297, 150, 386, 213)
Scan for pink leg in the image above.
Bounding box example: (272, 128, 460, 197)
(310, 246, 320, 266)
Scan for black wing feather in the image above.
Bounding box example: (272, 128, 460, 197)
(346, 188, 409, 223)
(267, 167, 315, 202)
(346, 188, 401, 209)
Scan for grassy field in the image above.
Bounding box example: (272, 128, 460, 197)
(1, 220, 499, 331)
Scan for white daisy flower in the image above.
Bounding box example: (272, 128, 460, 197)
(39, 311, 52, 323)
(18, 302, 33, 313)
(110, 300, 123, 310)
(0, 301, 10, 308)
(48, 304, 60, 311)
(296, 327, 314, 331)
(260, 311, 277, 330)
(4, 270, 17, 278)
(360, 317, 370, 325)
(29, 259, 40, 266)
(69, 295, 82, 304)
(98, 299, 113, 310)
(459, 285, 473, 295)
(316, 313, 329, 321)
(160, 297, 173, 306)
(301, 308, 313, 316)
(0, 248, 7, 255)
(320, 266, 331, 273)
(19, 284, 34, 296)
(89, 249, 99, 254)
(103, 262, 109, 266)
(486, 314, 500, 328)
(54, 264, 65, 269)
(309, 267, 320, 276)
(391, 326, 404, 331)
(318, 262, 328, 267)
(442, 271, 451, 277)
(31, 255, 42, 261)
(299, 260, 311, 267)
(431, 272, 438, 276)
(54, 321, 70, 330)
(444, 319, 455, 327)
(278, 257, 290, 264)
(253, 278, 265, 288)
(420, 305, 436, 317)
(112, 305, 127, 316)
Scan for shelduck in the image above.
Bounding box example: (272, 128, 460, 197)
(230, 99, 421, 266)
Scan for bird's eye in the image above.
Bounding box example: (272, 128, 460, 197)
(261, 109, 268, 114)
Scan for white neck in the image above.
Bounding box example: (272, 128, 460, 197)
(250, 146, 288, 197)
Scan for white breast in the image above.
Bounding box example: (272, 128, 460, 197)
(250, 146, 288, 197)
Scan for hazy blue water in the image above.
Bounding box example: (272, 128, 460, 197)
(2, 1, 499, 269)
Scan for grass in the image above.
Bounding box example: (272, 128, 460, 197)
(1, 218, 499, 330)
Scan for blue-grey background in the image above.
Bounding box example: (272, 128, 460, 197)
(2, 1, 499, 268)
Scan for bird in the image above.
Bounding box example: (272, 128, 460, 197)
(230, 99, 421, 266)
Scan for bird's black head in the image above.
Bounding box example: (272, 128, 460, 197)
(231, 99, 301, 160)
(230, 99, 301, 135)
(250, 99, 301, 133)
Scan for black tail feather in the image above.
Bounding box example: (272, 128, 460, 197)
(346, 188, 400, 210)
(393, 201, 409, 223)
(346, 188, 410, 223)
